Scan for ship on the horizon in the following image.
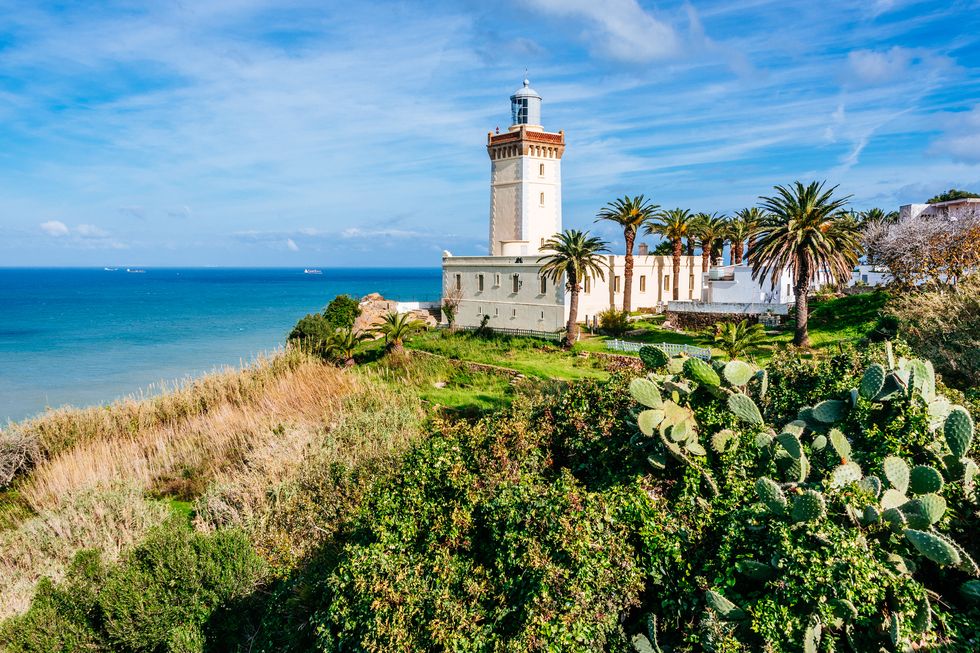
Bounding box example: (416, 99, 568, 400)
(126, 268, 146, 274)
(303, 269, 322, 275)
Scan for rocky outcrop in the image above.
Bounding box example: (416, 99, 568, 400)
(353, 293, 438, 334)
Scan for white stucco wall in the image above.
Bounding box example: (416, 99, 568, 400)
(899, 198, 980, 221)
(490, 150, 562, 256)
(576, 254, 703, 321)
(698, 265, 834, 307)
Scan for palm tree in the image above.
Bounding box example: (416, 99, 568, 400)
(752, 181, 860, 347)
(713, 319, 768, 360)
(645, 208, 693, 301)
(693, 212, 728, 272)
(595, 195, 659, 313)
(376, 312, 423, 355)
(327, 327, 370, 367)
(538, 229, 610, 348)
(730, 208, 764, 264)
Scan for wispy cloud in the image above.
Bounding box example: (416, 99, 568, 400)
(40, 220, 69, 237)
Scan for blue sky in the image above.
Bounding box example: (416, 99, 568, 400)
(1, 0, 978, 267)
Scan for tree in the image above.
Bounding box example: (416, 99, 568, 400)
(752, 181, 860, 347)
(713, 319, 768, 359)
(287, 313, 333, 355)
(730, 208, 763, 264)
(594, 195, 659, 313)
(375, 312, 423, 355)
(693, 212, 728, 272)
(645, 208, 693, 301)
(927, 188, 980, 204)
(441, 286, 463, 331)
(323, 295, 361, 330)
(326, 327, 371, 367)
(538, 230, 610, 348)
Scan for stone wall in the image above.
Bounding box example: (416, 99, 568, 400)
(666, 310, 764, 331)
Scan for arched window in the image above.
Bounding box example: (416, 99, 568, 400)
(539, 163, 545, 176)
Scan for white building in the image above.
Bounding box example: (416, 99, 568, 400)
(669, 264, 833, 317)
(899, 197, 980, 221)
(442, 80, 702, 333)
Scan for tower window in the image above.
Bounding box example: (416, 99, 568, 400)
(540, 310, 545, 320)
(494, 273, 501, 287)
(639, 275, 646, 292)
(539, 192, 545, 206)
(539, 163, 545, 176)
(540, 276, 547, 294)
(512, 308, 517, 317)
(614, 276, 621, 293)
(455, 274, 461, 291)
(584, 276, 591, 293)
(478, 274, 484, 291)
(512, 274, 520, 293)
(494, 307, 499, 317)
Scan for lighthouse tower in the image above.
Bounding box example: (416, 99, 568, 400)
(487, 79, 565, 256)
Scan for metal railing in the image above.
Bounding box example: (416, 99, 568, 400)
(606, 339, 712, 361)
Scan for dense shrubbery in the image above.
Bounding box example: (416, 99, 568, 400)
(288, 294, 363, 356)
(598, 308, 632, 337)
(0, 521, 265, 652)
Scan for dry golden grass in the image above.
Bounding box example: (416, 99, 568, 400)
(0, 485, 169, 620)
(20, 355, 361, 511)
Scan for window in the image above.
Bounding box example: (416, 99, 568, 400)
(477, 305, 482, 314)
(512, 274, 520, 293)
(614, 276, 621, 293)
(540, 310, 545, 320)
(494, 307, 499, 317)
(639, 275, 646, 292)
(455, 274, 461, 291)
(478, 274, 484, 291)
(664, 276, 670, 291)
(584, 276, 591, 293)
(494, 273, 501, 287)
(540, 276, 547, 294)
(539, 192, 545, 206)
(512, 308, 517, 317)
(539, 163, 545, 176)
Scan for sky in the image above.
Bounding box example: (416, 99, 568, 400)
(0, 0, 979, 267)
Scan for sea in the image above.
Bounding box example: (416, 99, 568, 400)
(0, 268, 441, 424)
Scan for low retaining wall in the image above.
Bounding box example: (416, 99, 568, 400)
(667, 311, 763, 331)
(409, 349, 525, 379)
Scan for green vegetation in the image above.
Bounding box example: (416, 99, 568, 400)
(595, 195, 659, 313)
(927, 188, 980, 203)
(539, 229, 610, 347)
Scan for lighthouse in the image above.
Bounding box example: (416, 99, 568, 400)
(486, 79, 565, 256)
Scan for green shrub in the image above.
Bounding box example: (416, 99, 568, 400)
(287, 313, 334, 354)
(598, 308, 631, 337)
(322, 294, 361, 330)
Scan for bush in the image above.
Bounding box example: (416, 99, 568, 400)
(598, 308, 631, 337)
(0, 521, 267, 652)
(322, 294, 361, 330)
(286, 312, 334, 354)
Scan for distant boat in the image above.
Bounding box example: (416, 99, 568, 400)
(104, 267, 118, 271)
(304, 269, 322, 275)
(126, 268, 146, 274)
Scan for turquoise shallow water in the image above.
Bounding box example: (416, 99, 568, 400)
(0, 268, 441, 423)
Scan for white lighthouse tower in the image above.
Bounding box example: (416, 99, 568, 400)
(486, 79, 565, 256)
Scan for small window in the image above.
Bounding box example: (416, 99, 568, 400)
(690, 274, 695, 288)
(664, 276, 670, 291)
(540, 237, 544, 248)
(494, 273, 501, 287)
(614, 276, 621, 293)
(639, 275, 646, 292)
(540, 276, 547, 294)
(477, 305, 482, 314)
(512, 274, 520, 293)
(494, 307, 499, 317)
(478, 274, 484, 291)
(539, 163, 545, 176)
(540, 310, 545, 320)
(455, 274, 461, 291)
(584, 276, 591, 293)
(512, 308, 517, 317)
(539, 192, 545, 206)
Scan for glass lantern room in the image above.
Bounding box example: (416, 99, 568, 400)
(510, 79, 542, 127)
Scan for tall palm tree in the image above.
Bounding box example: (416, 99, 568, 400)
(327, 327, 371, 367)
(693, 212, 728, 272)
(376, 312, 423, 355)
(595, 195, 659, 313)
(538, 229, 610, 348)
(730, 208, 764, 264)
(645, 208, 693, 301)
(752, 181, 860, 347)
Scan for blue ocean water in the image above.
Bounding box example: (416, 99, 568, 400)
(0, 268, 441, 424)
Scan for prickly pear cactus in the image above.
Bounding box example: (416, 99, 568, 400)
(638, 345, 668, 371)
(908, 465, 943, 495)
(905, 529, 960, 567)
(684, 357, 720, 388)
(728, 393, 763, 425)
(756, 477, 786, 513)
(945, 407, 974, 459)
(791, 489, 826, 522)
(723, 360, 754, 387)
(812, 399, 848, 424)
(705, 590, 747, 621)
(859, 363, 885, 399)
(883, 456, 910, 494)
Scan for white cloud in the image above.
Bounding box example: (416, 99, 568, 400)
(525, 0, 679, 63)
(76, 224, 109, 238)
(340, 227, 427, 239)
(930, 105, 980, 164)
(40, 220, 69, 237)
(847, 47, 913, 84)
(285, 238, 299, 251)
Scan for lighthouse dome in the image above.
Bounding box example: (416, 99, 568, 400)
(510, 78, 542, 128)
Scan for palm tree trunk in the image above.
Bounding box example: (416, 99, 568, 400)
(734, 241, 744, 265)
(565, 279, 580, 349)
(686, 238, 695, 256)
(672, 239, 682, 301)
(622, 229, 635, 313)
(793, 260, 811, 347)
(702, 244, 711, 273)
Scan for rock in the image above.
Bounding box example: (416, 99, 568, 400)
(353, 293, 437, 332)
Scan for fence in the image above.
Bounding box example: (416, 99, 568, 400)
(606, 339, 712, 361)
(436, 324, 566, 342)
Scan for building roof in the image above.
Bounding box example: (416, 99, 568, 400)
(510, 78, 541, 100)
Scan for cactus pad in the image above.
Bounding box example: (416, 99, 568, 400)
(828, 428, 851, 460)
(666, 354, 687, 375)
(897, 500, 931, 530)
(782, 420, 807, 437)
(875, 372, 906, 401)
(883, 456, 910, 494)
(883, 507, 908, 531)
(630, 378, 663, 409)
(917, 493, 947, 525)
(859, 364, 886, 400)
(812, 399, 848, 424)
(728, 393, 763, 425)
(961, 580, 980, 603)
(945, 407, 974, 459)
(638, 345, 669, 371)
(803, 618, 821, 653)
(637, 409, 666, 436)
(811, 434, 827, 451)
(830, 462, 863, 489)
(881, 488, 908, 510)
(861, 505, 881, 525)
(787, 454, 810, 483)
(736, 560, 774, 581)
(723, 360, 754, 387)
(905, 529, 961, 567)
(908, 465, 943, 495)
(684, 357, 721, 387)
(858, 475, 882, 497)
(792, 489, 826, 522)
(756, 477, 787, 513)
(775, 431, 803, 459)
(711, 429, 737, 453)
(752, 368, 769, 399)
(704, 590, 747, 621)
